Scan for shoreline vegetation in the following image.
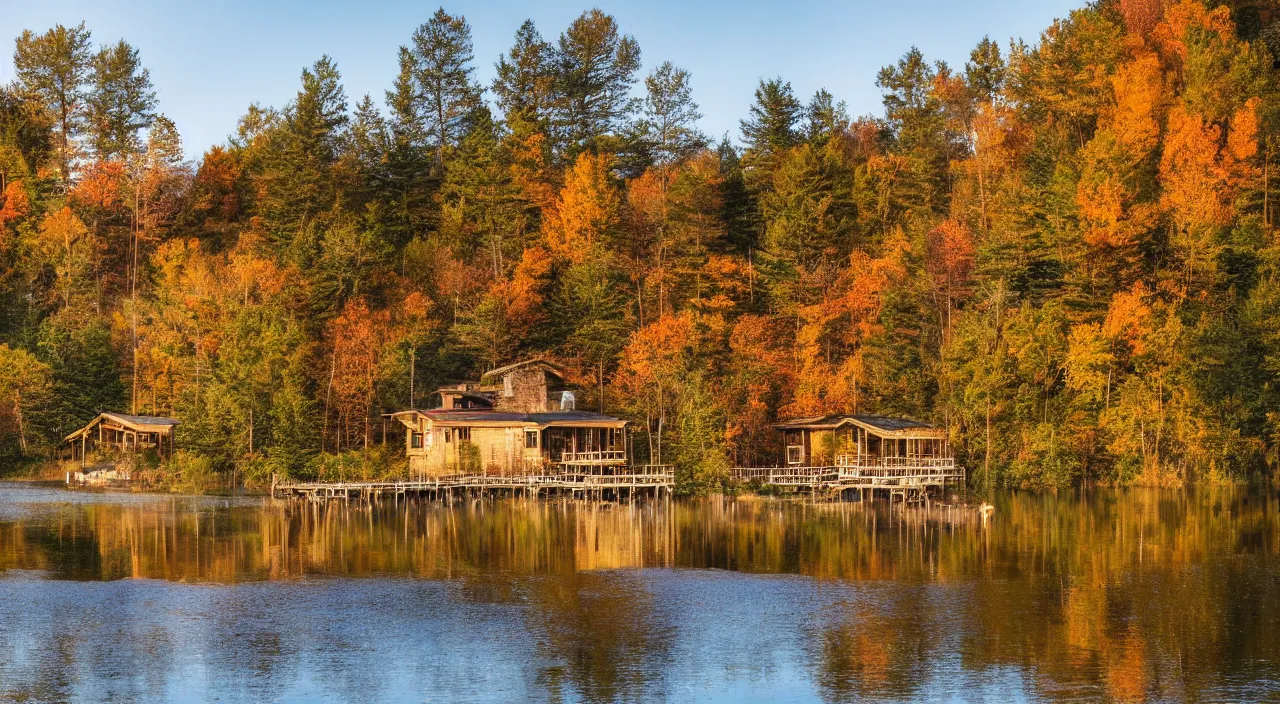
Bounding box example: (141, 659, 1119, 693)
(4, 1, 1280, 496)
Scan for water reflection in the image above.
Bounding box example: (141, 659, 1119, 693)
(1, 484, 1279, 702)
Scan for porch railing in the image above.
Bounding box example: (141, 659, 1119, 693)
(834, 455, 955, 469)
(732, 457, 963, 487)
(559, 449, 627, 464)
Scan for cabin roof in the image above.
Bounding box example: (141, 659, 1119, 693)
(774, 414, 942, 436)
(389, 408, 626, 428)
(63, 412, 180, 442)
(478, 358, 566, 384)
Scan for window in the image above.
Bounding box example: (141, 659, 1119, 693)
(786, 446, 804, 465)
(457, 427, 471, 441)
(525, 430, 538, 449)
(410, 432, 424, 449)
(444, 429, 452, 443)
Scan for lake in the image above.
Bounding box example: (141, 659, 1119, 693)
(1, 483, 1278, 702)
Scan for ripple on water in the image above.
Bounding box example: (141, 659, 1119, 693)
(1, 485, 1279, 702)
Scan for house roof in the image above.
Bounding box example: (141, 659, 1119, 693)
(63, 412, 180, 442)
(478, 358, 566, 384)
(774, 414, 943, 437)
(389, 408, 626, 429)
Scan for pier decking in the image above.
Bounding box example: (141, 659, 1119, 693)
(731, 459, 965, 502)
(273, 465, 676, 503)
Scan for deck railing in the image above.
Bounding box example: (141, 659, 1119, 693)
(732, 457, 963, 488)
(834, 455, 955, 469)
(275, 464, 675, 495)
(558, 449, 628, 464)
(732, 466, 840, 486)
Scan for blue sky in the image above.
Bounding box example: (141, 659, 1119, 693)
(3, 0, 1083, 158)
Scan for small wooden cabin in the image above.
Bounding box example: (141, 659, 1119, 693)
(62, 412, 179, 466)
(774, 414, 950, 468)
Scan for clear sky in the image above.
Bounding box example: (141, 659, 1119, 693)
(3, 0, 1083, 159)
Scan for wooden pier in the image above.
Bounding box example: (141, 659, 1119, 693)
(731, 459, 965, 503)
(273, 465, 675, 504)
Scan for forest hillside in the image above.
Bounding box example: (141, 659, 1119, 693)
(2, 0, 1280, 490)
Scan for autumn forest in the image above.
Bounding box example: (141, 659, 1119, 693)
(1, 0, 1279, 491)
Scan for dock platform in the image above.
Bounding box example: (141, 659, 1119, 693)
(273, 465, 675, 503)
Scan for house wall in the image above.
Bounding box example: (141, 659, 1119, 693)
(496, 369, 550, 413)
(406, 422, 544, 476)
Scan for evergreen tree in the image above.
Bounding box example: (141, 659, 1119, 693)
(84, 39, 156, 161)
(639, 62, 707, 169)
(965, 36, 1007, 105)
(805, 89, 848, 147)
(876, 47, 958, 214)
(12, 22, 93, 182)
(409, 8, 482, 160)
(383, 47, 436, 246)
(36, 316, 127, 440)
(255, 56, 348, 249)
(553, 9, 642, 158)
(739, 77, 802, 183)
(741, 78, 802, 158)
(492, 19, 555, 125)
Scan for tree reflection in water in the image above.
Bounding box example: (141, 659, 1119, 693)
(1, 485, 1279, 702)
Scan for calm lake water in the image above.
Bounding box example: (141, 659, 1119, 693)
(1, 483, 1279, 703)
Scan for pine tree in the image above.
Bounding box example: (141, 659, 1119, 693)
(492, 20, 555, 125)
(805, 89, 848, 147)
(639, 62, 707, 169)
(255, 56, 348, 249)
(384, 47, 436, 247)
(409, 8, 482, 161)
(739, 77, 802, 198)
(553, 9, 641, 158)
(84, 39, 156, 161)
(876, 47, 958, 214)
(13, 22, 93, 182)
(740, 78, 802, 161)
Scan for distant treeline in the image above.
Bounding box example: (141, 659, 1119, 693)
(2, 0, 1280, 490)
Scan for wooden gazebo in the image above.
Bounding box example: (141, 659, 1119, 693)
(62, 412, 179, 466)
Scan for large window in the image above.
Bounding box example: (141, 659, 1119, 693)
(525, 430, 538, 449)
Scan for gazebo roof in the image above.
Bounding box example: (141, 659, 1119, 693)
(63, 412, 180, 442)
(774, 414, 944, 438)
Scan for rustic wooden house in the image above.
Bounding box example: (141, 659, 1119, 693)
(774, 414, 950, 469)
(390, 360, 626, 476)
(62, 412, 179, 466)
